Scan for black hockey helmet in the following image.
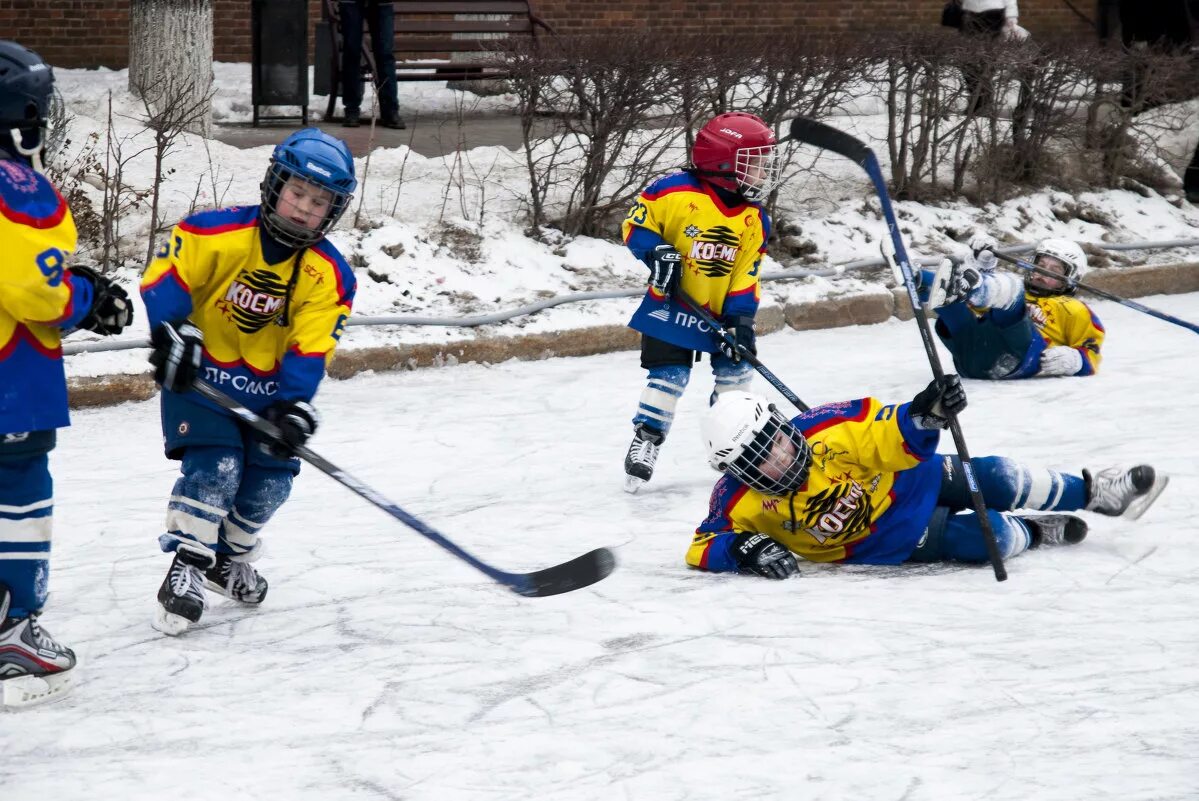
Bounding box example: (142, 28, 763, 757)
(0, 40, 54, 169)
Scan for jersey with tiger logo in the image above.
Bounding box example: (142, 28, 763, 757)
(622, 171, 769, 329)
(686, 397, 945, 567)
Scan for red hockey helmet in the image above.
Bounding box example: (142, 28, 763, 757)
(690, 112, 781, 203)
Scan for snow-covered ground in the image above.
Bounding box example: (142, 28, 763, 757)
(46, 63, 1199, 383)
(3, 290, 1197, 801)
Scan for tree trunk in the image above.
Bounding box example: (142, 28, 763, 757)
(128, 0, 214, 136)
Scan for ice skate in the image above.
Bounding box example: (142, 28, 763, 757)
(623, 424, 664, 494)
(153, 545, 214, 636)
(1084, 465, 1168, 520)
(202, 553, 268, 604)
(0, 589, 78, 708)
(1024, 514, 1088, 548)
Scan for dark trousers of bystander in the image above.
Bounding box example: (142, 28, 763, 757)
(339, 0, 400, 122)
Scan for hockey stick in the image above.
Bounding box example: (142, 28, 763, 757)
(990, 251, 1199, 335)
(674, 290, 810, 413)
(788, 116, 1007, 582)
(191, 380, 616, 597)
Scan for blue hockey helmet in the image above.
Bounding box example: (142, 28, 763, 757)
(0, 40, 54, 170)
(260, 127, 357, 249)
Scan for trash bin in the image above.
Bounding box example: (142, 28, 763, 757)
(251, 0, 308, 126)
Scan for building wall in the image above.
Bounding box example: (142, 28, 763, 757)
(0, 0, 1096, 69)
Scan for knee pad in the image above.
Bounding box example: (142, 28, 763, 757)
(710, 359, 753, 403)
(164, 447, 244, 552)
(218, 467, 294, 559)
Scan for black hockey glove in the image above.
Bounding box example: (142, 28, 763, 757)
(717, 316, 757, 363)
(909, 375, 967, 430)
(262, 400, 319, 459)
(71, 265, 133, 336)
(731, 532, 799, 580)
(644, 243, 682, 298)
(149, 320, 203, 393)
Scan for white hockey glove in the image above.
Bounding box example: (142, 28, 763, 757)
(1038, 346, 1084, 377)
(967, 232, 999, 272)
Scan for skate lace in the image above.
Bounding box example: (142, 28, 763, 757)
(628, 437, 659, 468)
(170, 562, 204, 599)
(226, 560, 258, 594)
(26, 615, 64, 652)
(1038, 518, 1066, 545)
(1091, 468, 1136, 510)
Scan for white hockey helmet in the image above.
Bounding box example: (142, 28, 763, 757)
(1029, 238, 1087, 296)
(700, 392, 812, 495)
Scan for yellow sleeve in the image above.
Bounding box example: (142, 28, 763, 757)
(809, 397, 937, 475)
(139, 222, 218, 328)
(620, 189, 668, 245)
(0, 209, 78, 325)
(1065, 299, 1104, 374)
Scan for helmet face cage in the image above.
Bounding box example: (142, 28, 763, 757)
(1026, 240, 1085, 297)
(0, 41, 54, 169)
(260, 161, 351, 249)
(719, 407, 812, 495)
(734, 145, 780, 203)
(259, 129, 356, 249)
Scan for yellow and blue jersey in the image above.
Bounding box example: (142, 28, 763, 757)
(0, 159, 97, 434)
(624, 172, 770, 350)
(140, 205, 355, 412)
(1026, 293, 1104, 375)
(686, 398, 944, 568)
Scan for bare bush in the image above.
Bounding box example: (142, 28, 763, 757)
(132, 71, 216, 267)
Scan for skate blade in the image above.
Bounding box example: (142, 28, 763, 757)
(152, 606, 194, 637)
(1, 665, 77, 709)
(1123, 474, 1169, 521)
(623, 475, 646, 494)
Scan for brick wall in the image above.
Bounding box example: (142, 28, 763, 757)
(2, 0, 1095, 69)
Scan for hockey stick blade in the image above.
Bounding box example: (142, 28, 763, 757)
(508, 547, 618, 598)
(191, 381, 617, 597)
(788, 117, 874, 164)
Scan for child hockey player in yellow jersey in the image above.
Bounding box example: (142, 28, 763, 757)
(0, 40, 133, 706)
(920, 234, 1104, 379)
(140, 129, 357, 635)
(622, 111, 781, 492)
(687, 382, 1167, 578)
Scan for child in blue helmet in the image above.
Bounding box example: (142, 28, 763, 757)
(0, 40, 133, 707)
(140, 128, 358, 636)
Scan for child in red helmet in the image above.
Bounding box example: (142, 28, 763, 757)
(621, 112, 782, 493)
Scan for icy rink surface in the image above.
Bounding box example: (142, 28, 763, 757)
(3, 293, 1197, 801)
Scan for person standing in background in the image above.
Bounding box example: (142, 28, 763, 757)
(340, 0, 405, 129)
(959, 1, 1028, 115)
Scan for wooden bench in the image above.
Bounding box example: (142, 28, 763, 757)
(319, 0, 554, 121)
